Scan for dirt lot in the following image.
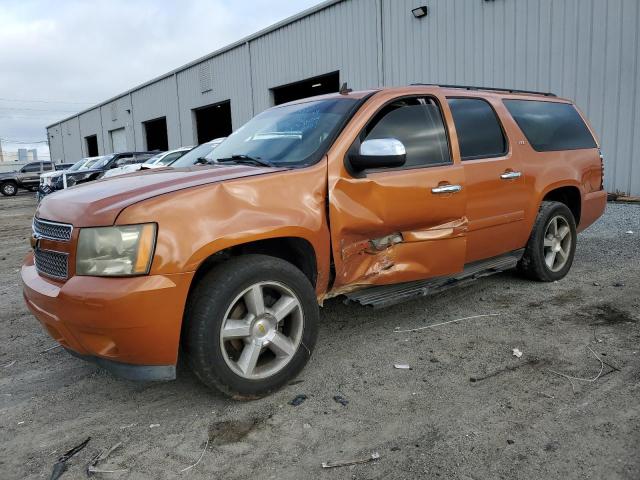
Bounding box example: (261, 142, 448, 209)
(0, 193, 638, 480)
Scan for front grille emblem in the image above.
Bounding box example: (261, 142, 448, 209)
(30, 234, 41, 251)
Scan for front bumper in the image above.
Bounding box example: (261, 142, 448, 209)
(21, 254, 194, 379)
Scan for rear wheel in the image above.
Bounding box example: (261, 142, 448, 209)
(184, 254, 319, 399)
(518, 201, 577, 282)
(0, 182, 18, 197)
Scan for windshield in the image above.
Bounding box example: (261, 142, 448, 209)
(143, 152, 164, 165)
(67, 158, 92, 171)
(90, 155, 115, 170)
(155, 150, 189, 165)
(172, 98, 359, 168)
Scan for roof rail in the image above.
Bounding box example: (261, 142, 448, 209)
(410, 83, 557, 97)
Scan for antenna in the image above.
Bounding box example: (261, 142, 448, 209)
(339, 82, 353, 95)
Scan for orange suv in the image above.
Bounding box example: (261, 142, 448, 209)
(22, 85, 606, 398)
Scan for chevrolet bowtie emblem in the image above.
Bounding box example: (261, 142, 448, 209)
(30, 234, 41, 251)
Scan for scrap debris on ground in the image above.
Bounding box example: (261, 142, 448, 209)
(86, 442, 127, 476)
(49, 437, 90, 480)
(321, 452, 380, 469)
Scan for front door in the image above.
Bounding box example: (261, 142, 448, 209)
(20, 163, 41, 188)
(327, 91, 467, 291)
(446, 96, 527, 263)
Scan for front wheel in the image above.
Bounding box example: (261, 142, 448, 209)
(0, 182, 18, 197)
(518, 201, 577, 282)
(184, 254, 319, 399)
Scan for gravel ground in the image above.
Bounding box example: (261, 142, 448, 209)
(0, 193, 638, 480)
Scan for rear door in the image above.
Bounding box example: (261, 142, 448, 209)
(327, 91, 467, 290)
(446, 96, 528, 263)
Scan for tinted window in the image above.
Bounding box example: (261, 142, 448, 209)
(363, 98, 450, 168)
(448, 98, 507, 160)
(504, 100, 596, 152)
(22, 163, 47, 173)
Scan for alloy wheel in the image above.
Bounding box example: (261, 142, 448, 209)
(219, 281, 304, 380)
(543, 215, 572, 272)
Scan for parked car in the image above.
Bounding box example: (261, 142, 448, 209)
(23, 85, 606, 399)
(37, 151, 157, 199)
(102, 147, 193, 178)
(0, 161, 54, 196)
(38, 156, 105, 201)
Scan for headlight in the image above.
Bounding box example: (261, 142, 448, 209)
(76, 224, 157, 276)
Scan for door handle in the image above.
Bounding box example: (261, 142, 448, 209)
(431, 184, 462, 194)
(501, 171, 522, 180)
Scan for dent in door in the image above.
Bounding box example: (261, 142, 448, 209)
(330, 175, 468, 289)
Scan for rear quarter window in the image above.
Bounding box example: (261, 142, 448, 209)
(504, 100, 596, 152)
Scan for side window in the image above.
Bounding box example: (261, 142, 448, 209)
(159, 152, 182, 164)
(22, 163, 41, 173)
(362, 97, 451, 169)
(448, 98, 507, 160)
(504, 100, 597, 152)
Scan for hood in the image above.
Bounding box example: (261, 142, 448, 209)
(102, 164, 141, 178)
(40, 171, 60, 179)
(36, 164, 284, 227)
(0, 170, 18, 178)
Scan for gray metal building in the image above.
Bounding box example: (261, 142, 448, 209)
(47, 0, 640, 195)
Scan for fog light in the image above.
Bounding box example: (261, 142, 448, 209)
(412, 6, 428, 18)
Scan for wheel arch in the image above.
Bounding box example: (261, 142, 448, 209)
(539, 182, 582, 226)
(189, 236, 318, 292)
(180, 235, 319, 356)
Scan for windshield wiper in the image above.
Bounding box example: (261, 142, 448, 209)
(195, 157, 209, 165)
(216, 154, 275, 168)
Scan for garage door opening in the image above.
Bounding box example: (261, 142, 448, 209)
(194, 101, 232, 144)
(85, 135, 98, 156)
(143, 117, 169, 151)
(109, 128, 127, 153)
(271, 71, 340, 106)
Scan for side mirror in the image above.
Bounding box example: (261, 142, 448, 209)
(349, 138, 406, 171)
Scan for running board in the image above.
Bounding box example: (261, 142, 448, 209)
(344, 249, 524, 309)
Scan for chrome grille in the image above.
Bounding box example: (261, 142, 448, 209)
(34, 249, 69, 280)
(33, 218, 73, 242)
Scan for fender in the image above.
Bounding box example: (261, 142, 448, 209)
(115, 162, 333, 296)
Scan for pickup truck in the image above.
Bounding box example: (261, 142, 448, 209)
(0, 161, 55, 196)
(22, 85, 606, 399)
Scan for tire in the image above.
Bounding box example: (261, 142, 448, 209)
(184, 254, 319, 399)
(0, 182, 18, 197)
(518, 201, 577, 282)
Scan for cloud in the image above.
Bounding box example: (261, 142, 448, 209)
(0, 0, 323, 160)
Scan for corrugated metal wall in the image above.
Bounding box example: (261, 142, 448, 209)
(381, 0, 640, 195)
(99, 95, 135, 154)
(249, 0, 380, 112)
(131, 76, 181, 150)
(47, 0, 639, 194)
(60, 117, 82, 162)
(78, 108, 103, 157)
(176, 46, 253, 144)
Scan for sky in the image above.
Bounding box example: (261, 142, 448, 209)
(0, 0, 324, 161)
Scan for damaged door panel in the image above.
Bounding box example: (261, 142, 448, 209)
(327, 90, 468, 291)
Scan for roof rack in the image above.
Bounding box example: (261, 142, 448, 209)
(410, 83, 557, 97)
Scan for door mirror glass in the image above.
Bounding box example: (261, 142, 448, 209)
(349, 138, 406, 171)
